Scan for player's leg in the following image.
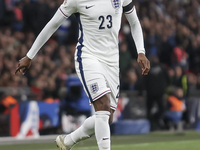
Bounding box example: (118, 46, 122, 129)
(92, 94, 114, 150)
(56, 95, 114, 150)
(71, 57, 113, 148)
(65, 105, 114, 142)
(91, 63, 119, 150)
(55, 115, 95, 150)
(69, 94, 114, 145)
(56, 57, 116, 150)
(56, 107, 114, 150)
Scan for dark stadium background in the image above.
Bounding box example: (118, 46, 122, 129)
(0, 0, 200, 140)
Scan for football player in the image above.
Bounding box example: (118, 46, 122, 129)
(15, 0, 150, 149)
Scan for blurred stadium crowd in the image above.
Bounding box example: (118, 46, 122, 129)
(0, 0, 200, 131)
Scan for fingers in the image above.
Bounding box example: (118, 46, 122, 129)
(137, 54, 150, 75)
(22, 68, 27, 75)
(138, 59, 146, 75)
(138, 60, 145, 70)
(141, 60, 147, 75)
(15, 67, 21, 75)
(143, 60, 150, 75)
(15, 56, 31, 75)
(15, 66, 26, 75)
(139, 60, 150, 75)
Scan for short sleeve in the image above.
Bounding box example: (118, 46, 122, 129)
(59, 0, 77, 18)
(122, 0, 132, 7)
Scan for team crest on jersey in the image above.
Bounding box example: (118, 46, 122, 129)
(111, 0, 121, 11)
(90, 82, 99, 94)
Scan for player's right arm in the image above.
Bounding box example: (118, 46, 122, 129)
(15, 0, 77, 75)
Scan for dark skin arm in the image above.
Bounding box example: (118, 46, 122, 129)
(15, 56, 32, 75)
(137, 53, 150, 75)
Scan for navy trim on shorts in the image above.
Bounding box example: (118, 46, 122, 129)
(76, 13, 93, 103)
(92, 90, 111, 101)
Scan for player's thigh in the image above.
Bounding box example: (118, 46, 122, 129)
(102, 64, 120, 110)
(75, 58, 111, 104)
(93, 94, 110, 111)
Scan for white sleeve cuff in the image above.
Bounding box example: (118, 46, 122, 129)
(137, 49, 145, 55)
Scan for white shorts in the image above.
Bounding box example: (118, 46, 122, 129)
(75, 55, 119, 110)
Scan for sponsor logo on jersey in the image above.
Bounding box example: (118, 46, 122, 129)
(90, 82, 99, 94)
(111, 0, 121, 10)
(85, 5, 95, 9)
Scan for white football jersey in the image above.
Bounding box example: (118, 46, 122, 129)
(59, 0, 132, 66)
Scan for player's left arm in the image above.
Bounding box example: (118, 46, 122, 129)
(123, 2, 150, 75)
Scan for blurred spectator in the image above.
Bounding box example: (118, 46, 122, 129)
(120, 69, 140, 91)
(187, 73, 199, 98)
(13, 2, 23, 31)
(171, 44, 188, 70)
(166, 87, 186, 114)
(144, 56, 169, 130)
(43, 77, 57, 102)
(145, 27, 160, 57)
(172, 66, 184, 87)
(172, 66, 188, 96)
(165, 87, 186, 132)
(168, 68, 175, 86)
(0, 92, 18, 114)
(119, 41, 132, 74)
(158, 35, 173, 66)
(188, 38, 200, 73)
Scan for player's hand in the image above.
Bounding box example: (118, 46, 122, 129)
(15, 56, 32, 75)
(137, 53, 150, 75)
